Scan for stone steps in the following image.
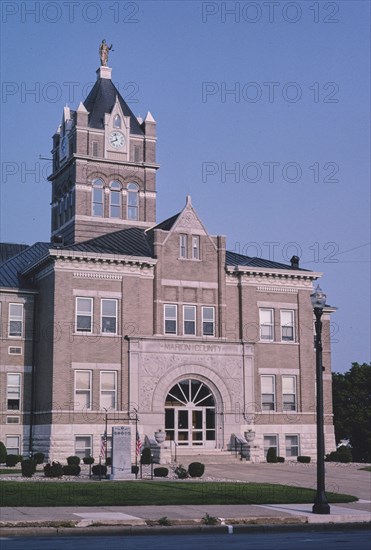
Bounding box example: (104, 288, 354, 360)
(170, 449, 248, 464)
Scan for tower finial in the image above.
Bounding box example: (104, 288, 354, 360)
(99, 39, 113, 66)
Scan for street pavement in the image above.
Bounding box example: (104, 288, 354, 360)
(0, 462, 370, 534)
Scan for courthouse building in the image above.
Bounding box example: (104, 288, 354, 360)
(0, 60, 336, 463)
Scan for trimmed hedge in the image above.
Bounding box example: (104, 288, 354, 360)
(174, 465, 188, 479)
(132, 465, 139, 475)
(5, 454, 22, 467)
(297, 456, 311, 463)
(92, 464, 107, 476)
(276, 456, 285, 463)
(154, 467, 169, 477)
(44, 462, 63, 478)
(62, 464, 81, 476)
(67, 455, 81, 466)
(0, 441, 7, 464)
(21, 459, 37, 478)
(266, 447, 277, 463)
(33, 452, 45, 465)
(83, 456, 95, 465)
(140, 447, 152, 465)
(326, 445, 352, 463)
(188, 462, 205, 478)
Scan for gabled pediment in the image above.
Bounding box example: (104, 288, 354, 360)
(172, 196, 208, 236)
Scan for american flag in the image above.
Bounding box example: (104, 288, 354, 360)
(136, 430, 142, 456)
(100, 434, 107, 460)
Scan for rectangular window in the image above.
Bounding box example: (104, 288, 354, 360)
(261, 375, 275, 411)
(75, 435, 92, 458)
(285, 435, 299, 457)
(92, 141, 98, 157)
(6, 435, 20, 455)
(74, 370, 92, 411)
(202, 306, 215, 336)
(179, 234, 188, 258)
(101, 299, 117, 334)
(264, 435, 278, 458)
(134, 145, 140, 162)
(7, 373, 21, 411)
(9, 303, 23, 337)
(92, 187, 104, 217)
(76, 297, 93, 333)
(183, 305, 196, 335)
(164, 304, 177, 334)
(282, 376, 297, 411)
(100, 371, 117, 410)
(281, 310, 295, 341)
(259, 308, 274, 341)
(192, 235, 200, 259)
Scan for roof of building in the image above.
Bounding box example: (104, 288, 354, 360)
(0, 243, 30, 265)
(67, 227, 153, 258)
(0, 242, 50, 288)
(83, 77, 144, 135)
(225, 250, 309, 271)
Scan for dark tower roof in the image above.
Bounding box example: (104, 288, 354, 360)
(83, 76, 144, 135)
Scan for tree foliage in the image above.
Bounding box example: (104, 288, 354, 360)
(332, 362, 371, 462)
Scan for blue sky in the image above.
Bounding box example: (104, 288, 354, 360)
(0, 0, 370, 373)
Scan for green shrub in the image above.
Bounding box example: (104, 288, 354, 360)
(154, 467, 169, 477)
(21, 459, 36, 478)
(67, 455, 81, 466)
(140, 447, 152, 465)
(92, 464, 107, 476)
(0, 441, 7, 464)
(174, 464, 188, 479)
(62, 464, 81, 476)
(83, 456, 94, 465)
(277, 456, 285, 463)
(188, 462, 205, 478)
(33, 452, 45, 465)
(158, 516, 171, 526)
(266, 447, 277, 463)
(44, 462, 63, 478)
(297, 456, 311, 463)
(326, 446, 352, 463)
(202, 513, 218, 525)
(5, 454, 21, 467)
(131, 465, 139, 475)
(106, 457, 112, 466)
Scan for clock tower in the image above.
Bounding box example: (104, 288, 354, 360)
(49, 64, 159, 245)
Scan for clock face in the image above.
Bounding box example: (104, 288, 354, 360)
(109, 131, 125, 149)
(60, 136, 67, 157)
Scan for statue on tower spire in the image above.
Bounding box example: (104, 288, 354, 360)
(99, 39, 113, 66)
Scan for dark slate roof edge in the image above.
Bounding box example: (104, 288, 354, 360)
(225, 250, 311, 272)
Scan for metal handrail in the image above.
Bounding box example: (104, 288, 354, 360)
(232, 433, 245, 461)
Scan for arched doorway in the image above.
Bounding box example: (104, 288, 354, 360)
(165, 379, 216, 447)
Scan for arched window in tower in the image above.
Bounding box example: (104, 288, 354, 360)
(110, 181, 122, 218)
(113, 115, 121, 129)
(92, 178, 104, 217)
(127, 183, 139, 220)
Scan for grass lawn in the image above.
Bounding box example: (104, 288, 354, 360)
(358, 466, 371, 472)
(0, 481, 357, 507)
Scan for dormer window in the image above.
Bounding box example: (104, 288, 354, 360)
(127, 182, 139, 220)
(192, 235, 200, 260)
(110, 181, 121, 218)
(180, 234, 188, 258)
(113, 114, 121, 128)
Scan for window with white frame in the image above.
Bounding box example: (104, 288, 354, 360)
(92, 141, 98, 157)
(74, 370, 92, 411)
(9, 303, 23, 337)
(92, 178, 104, 217)
(101, 299, 118, 334)
(202, 306, 215, 336)
(285, 434, 299, 457)
(281, 310, 295, 341)
(164, 304, 177, 334)
(127, 182, 139, 220)
(264, 435, 278, 458)
(179, 234, 188, 258)
(109, 181, 121, 218)
(282, 376, 297, 411)
(192, 235, 200, 259)
(183, 305, 196, 335)
(7, 373, 21, 411)
(259, 308, 274, 341)
(76, 298, 93, 333)
(100, 371, 117, 410)
(6, 435, 20, 455)
(74, 435, 92, 458)
(261, 375, 275, 411)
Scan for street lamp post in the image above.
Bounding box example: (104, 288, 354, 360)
(311, 285, 330, 515)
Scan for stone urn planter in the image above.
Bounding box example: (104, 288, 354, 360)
(154, 430, 166, 445)
(244, 430, 256, 443)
